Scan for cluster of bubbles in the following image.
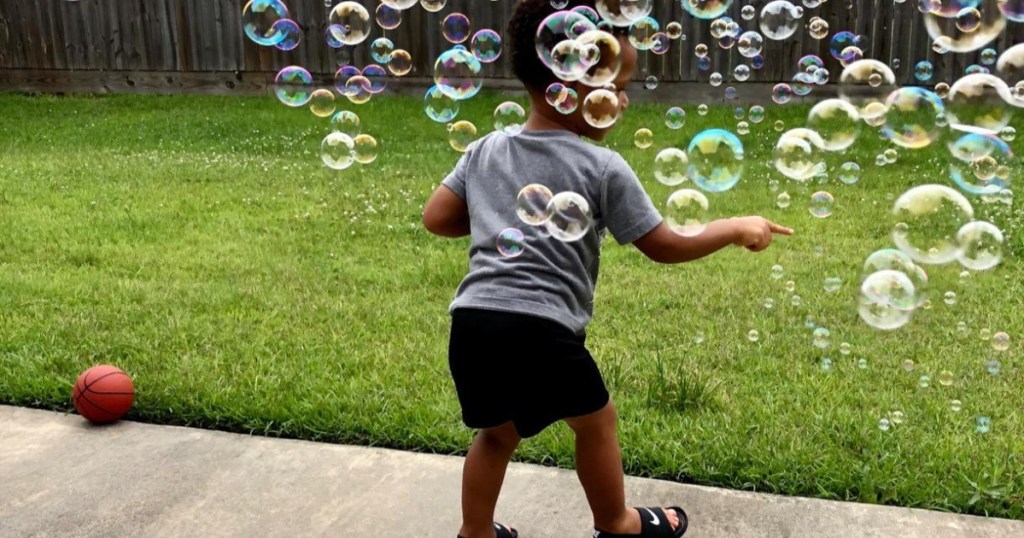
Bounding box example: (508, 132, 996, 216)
(250, 0, 1019, 392)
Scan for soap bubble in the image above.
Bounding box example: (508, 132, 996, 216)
(352, 134, 378, 164)
(634, 128, 654, 149)
(361, 64, 388, 94)
(806, 98, 861, 151)
(665, 21, 684, 39)
(737, 31, 764, 57)
(996, 44, 1024, 102)
(839, 162, 861, 185)
(665, 107, 686, 129)
(496, 228, 526, 258)
(922, 6, 1006, 55)
(948, 132, 1013, 195)
(421, 0, 446, 12)
(808, 16, 829, 39)
(748, 106, 765, 123)
(812, 327, 831, 348)
(388, 50, 413, 76)
(776, 192, 792, 208)
(684, 0, 733, 19)
(517, 184, 555, 226)
(878, 417, 891, 431)
(582, 88, 620, 129)
(375, 3, 401, 30)
(448, 120, 478, 152)
(380, 0, 418, 8)
(321, 132, 355, 170)
(309, 89, 337, 118)
(272, 19, 301, 51)
(956, 220, 1003, 270)
(535, 11, 597, 72)
(243, 0, 288, 46)
(330, 110, 361, 138)
(859, 270, 916, 330)
(829, 31, 864, 60)
(546, 192, 593, 242)
(424, 85, 460, 123)
(892, 184, 974, 265)
(792, 72, 815, 96)
(574, 30, 623, 86)
(328, 2, 372, 46)
(545, 83, 579, 114)
(494, 101, 526, 135)
(882, 87, 946, 149)
(665, 189, 710, 236)
(687, 129, 745, 193)
(655, 148, 689, 186)
(343, 75, 372, 104)
(628, 16, 659, 50)
(442, 13, 471, 44)
(772, 83, 794, 104)
(839, 59, 897, 116)
(759, 0, 804, 40)
(809, 191, 834, 218)
(273, 66, 314, 107)
(946, 74, 1014, 134)
(595, 0, 653, 26)
(734, 65, 751, 82)
(748, 329, 760, 342)
(774, 128, 825, 181)
(471, 29, 503, 63)
(371, 38, 395, 64)
(992, 331, 1010, 351)
(915, 60, 935, 81)
(334, 65, 361, 94)
(434, 47, 483, 100)
(863, 248, 930, 308)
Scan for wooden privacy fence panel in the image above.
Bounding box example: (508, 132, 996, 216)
(1, 0, 1023, 88)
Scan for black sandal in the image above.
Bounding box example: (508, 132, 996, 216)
(594, 506, 688, 537)
(457, 521, 519, 538)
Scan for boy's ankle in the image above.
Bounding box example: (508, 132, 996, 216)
(594, 506, 638, 533)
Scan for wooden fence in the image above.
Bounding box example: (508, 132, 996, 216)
(0, 0, 1022, 95)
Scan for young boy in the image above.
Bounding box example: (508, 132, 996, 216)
(423, 2, 793, 537)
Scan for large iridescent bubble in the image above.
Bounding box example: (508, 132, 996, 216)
(947, 132, 1014, 195)
(946, 74, 1014, 134)
(882, 87, 945, 149)
(273, 66, 313, 107)
(434, 47, 483, 100)
(329, 2, 372, 46)
(806, 98, 861, 151)
(595, 0, 653, 26)
(838, 59, 897, 116)
(922, 0, 1006, 54)
(686, 129, 745, 193)
(759, 1, 804, 40)
(535, 11, 597, 72)
(684, 0, 734, 20)
(891, 184, 974, 265)
(242, 0, 288, 46)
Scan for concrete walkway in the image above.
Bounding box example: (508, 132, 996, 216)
(1, 405, 1021, 538)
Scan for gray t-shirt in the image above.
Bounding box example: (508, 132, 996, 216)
(441, 129, 663, 335)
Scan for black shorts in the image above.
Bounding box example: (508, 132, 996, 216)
(448, 308, 610, 438)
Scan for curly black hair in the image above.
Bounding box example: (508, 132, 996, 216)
(507, 0, 628, 93)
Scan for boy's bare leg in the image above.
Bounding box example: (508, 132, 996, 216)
(565, 401, 683, 534)
(459, 421, 521, 538)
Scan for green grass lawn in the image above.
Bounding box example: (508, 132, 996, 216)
(1, 91, 1021, 518)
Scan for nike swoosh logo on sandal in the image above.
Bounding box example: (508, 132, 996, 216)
(641, 507, 660, 526)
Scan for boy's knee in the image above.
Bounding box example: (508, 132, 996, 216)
(478, 422, 521, 452)
(565, 400, 617, 436)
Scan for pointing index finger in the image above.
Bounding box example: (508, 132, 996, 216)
(769, 222, 794, 235)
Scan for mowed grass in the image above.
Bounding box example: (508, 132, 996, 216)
(1, 91, 1022, 518)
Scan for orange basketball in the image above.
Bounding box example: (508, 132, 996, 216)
(72, 364, 135, 424)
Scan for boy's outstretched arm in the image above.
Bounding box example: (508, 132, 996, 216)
(633, 216, 793, 264)
(423, 184, 471, 237)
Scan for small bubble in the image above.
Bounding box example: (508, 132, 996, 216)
(975, 416, 991, 434)
(820, 357, 833, 371)
(918, 374, 930, 388)
(950, 399, 962, 412)
(985, 358, 1001, 376)
(878, 417, 891, 431)
(938, 370, 954, 386)
(857, 357, 868, 369)
(747, 329, 760, 342)
(839, 342, 851, 355)
(889, 410, 905, 425)
(902, 359, 915, 372)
